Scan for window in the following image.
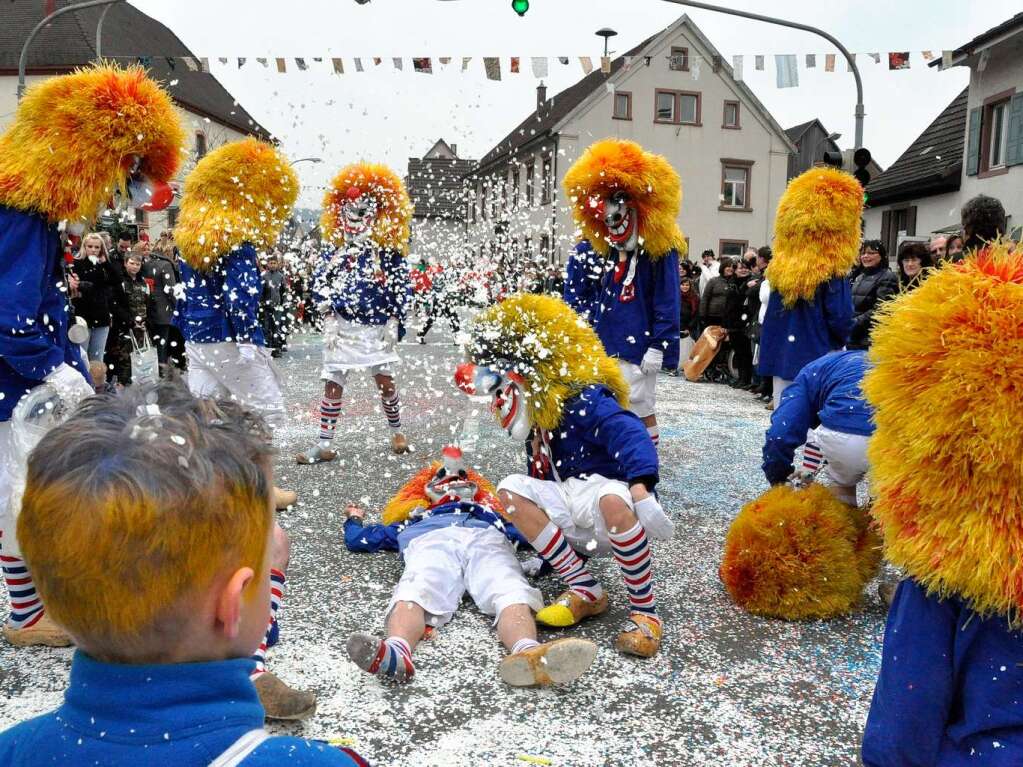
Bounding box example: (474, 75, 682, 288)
(720, 159, 753, 212)
(512, 167, 521, 209)
(880, 206, 917, 258)
(974, 88, 1020, 177)
(526, 161, 536, 206)
(719, 240, 748, 258)
(613, 91, 632, 121)
(654, 90, 701, 125)
(135, 208, 147, 225)
(723, 101, 740, 129)
(669, 46, 689, 72)
(541, 158, 552, 205)
(166, 207, 179, 229)
(195, 132, 207, 160)
(480, 183, 487, 221)
(989, 101, 1008, 168)
(540, 234, 551, 264)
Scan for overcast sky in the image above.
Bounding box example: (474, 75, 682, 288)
(134, 0, 1018, 207)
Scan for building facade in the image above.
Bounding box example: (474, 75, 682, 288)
(406, 139, 475, 264)
(463, 14, 795, 276)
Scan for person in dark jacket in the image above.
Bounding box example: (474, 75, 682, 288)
(109, 251, 152, 386)
(698, 258, 736, 382)
(672, 277, 700, 375)
(260, 254, 289, 357)
(896, 241, 933, 292)
(849, 240, 899, 349)
(727, 261, 755, 387)
(142, 240, 180, 372)
(69, 232, 115, 362)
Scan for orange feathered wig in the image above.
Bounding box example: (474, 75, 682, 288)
(381, 462, 503, 526)
(864, 242, 1023, 626)
(562, 138, 686, 259)
(0, 63, 185, 225)
(321, 162, 412, 254)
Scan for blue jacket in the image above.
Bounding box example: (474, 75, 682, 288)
(343, 500, 527, 555)
(177, 243, 265, 346)
(0, 206, 89, 422)
(529, 385, 659, 489)
(762, 350, 873, 485)
(757, 277, 853, 382)
(0, 651, 364, 766)
(312, 247, 410, 327)
(564, 242, 681, 368)
(862, 579, 1023, 766)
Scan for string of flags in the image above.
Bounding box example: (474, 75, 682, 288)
(127, 50, 957, 87)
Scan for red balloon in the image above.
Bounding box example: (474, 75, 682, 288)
(141, 181, 174, 212)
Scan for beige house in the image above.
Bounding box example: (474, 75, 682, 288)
(463, 14, 795, 272)
(864, 13, 1023, 252)
(406, 139, 475, 264)
(1, 1, 269, 239)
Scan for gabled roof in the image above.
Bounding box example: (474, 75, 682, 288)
(865, 88, 968, 207)
(408, 155, 476, 220)
(785, 119, 826, 144)
(929, 12, 1023, 68)
(0, 1, 269, 138)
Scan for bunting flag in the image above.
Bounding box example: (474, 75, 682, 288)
(275, 58, 287, 73)
(354, 58, 364, 72)
(237, 57, 246, 68)
(921, 50, 935, 61)
(605, 81, 615, 94)
(711, 55, 722, 73)
(332, 58, 344, 74)
(165, 57, 176, 70)
(941, 50, 953, 68)
(869, 52, 881, 64)
(775, 54, 798, 88)
(579, 56, 593, 74)
(690, 57, 701, 80)
(373, 57, 382, 66)
(413, 57, 432, 73)
(558, 56, 569, 65)
(754, 55, 764, 71)
(256, 58, 268, 67)
(392, 57, 403, 71)
(531, 57, 548, 78)
(199, 58, 210, 73)
(624, 56, 635, 70)
(183, 56, 198, 71)
(510, 56, 520, 74)
(295, 58, 308, 71)
(218, 57, 228, 65)
(824, 53, 836, 72)
(805, 53, 816, 69)
(462, 57, 472, 71)
(439, 57, 452, 65)
(484, 57, 501, 81)
(600, 56, 611, 74)
(889, 52, 910, 70)
(732, 54, 743, 82)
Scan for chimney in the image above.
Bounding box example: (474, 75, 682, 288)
(450, 143, 458, 157)
(537, 81, 547, 111)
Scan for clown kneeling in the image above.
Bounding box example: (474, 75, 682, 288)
(457, 295, 674, 658)
(343, 445, 597, 686)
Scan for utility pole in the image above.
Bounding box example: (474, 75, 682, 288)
(18, 0, 125, 101)
(660, 0, 865, 148)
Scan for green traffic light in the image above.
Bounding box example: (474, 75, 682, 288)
(511, 0, 529, 16)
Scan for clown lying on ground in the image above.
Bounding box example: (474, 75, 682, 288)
(342, 445, 598, 686)
(457, 294, 675, 659)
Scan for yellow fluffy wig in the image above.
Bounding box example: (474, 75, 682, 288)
(563, 138, 686, 259)
(766, 167, 863, 307)
(864, 242, 1023, 626)
(175, 138, 299, 270)
(320, 162, 412, 254)
(0, 63, 185, 225)
(467, 294, 629, 431)
(720, 484, 882, 620)
(381, 462, 503, 526)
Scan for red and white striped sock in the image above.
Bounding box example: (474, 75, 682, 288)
(1, 554, 44, 629)
(801, 442, 824, 474)
(381, 393, 401, 430)
(530, 523, 604, 602)
(250, 568, 286, 679)
(608, 522, 660, 624)
(647, 425, 660, 447)
(318, 397, 343, 442)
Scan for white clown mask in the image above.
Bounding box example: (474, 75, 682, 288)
(340, 186, 377, 246)
(424, 445, 479, 506)
(455, 363, 531, 442)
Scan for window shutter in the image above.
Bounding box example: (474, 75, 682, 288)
(966, 107, 982, 175)
(906, 206, 917, 236)
(881, 210, 892, 254)
(1006, 92, 1023, 166)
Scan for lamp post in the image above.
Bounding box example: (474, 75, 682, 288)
(292, 157, 323, 166)
(18, 0, 125, 101)
(596, 28, 618, 58)
(660, 0, 865, 148)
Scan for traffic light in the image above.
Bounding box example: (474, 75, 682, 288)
(511, 0, 529, 16)
(852, 147, 872, 187)
(821, 150, 843, 169)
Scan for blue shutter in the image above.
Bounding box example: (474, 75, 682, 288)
(966, 107, 982, 176)
(1006, 92, 1023, 167)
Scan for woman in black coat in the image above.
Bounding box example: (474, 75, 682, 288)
(850, 240, 899, 349)
(698, 258, 737, 383)
(69, 232, 115, 362)
(726, 261, 754, 387)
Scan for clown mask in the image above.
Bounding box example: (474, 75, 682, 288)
(340, 186, 377, 246)
(455, 363, 531, 442)
(598, 190, 639, 252)
(424, 446, 479, 506)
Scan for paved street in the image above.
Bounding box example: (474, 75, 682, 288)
(0, 326, 888, 767)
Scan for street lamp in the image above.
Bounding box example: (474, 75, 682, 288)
(292, 157, 323, 165)
(596, 28, 618, 57)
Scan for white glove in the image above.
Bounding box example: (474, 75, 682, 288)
(316, 300, 333, 315)
(237, 343, 259, 362)
(640, 347, 664, 375)
(44, 363, 93, 409)
(634, 495, 674, 541)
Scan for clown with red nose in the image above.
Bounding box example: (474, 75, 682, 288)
(563, 139, 685, 449)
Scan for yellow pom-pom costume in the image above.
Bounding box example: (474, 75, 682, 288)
(320, 162, 412, 254)
(720, 483, 881, 619)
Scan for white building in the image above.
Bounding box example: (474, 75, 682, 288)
(864, 13, 1023, 252)
(463, 14, 796, 273)
(406, 139, 475, 265)
(1, 1, 270, 238)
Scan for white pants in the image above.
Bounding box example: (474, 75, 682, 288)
(814, 425, 870, 505)
(0, 421, 21, 557)
(186, 342, 286, 427)
(619, 360, 657, 419)
(498, 473, 634, 557)
(773, 376, 794, 410)
(387, 525, 543, 627)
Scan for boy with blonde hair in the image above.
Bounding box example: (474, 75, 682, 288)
(0, 383, 365, 765)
